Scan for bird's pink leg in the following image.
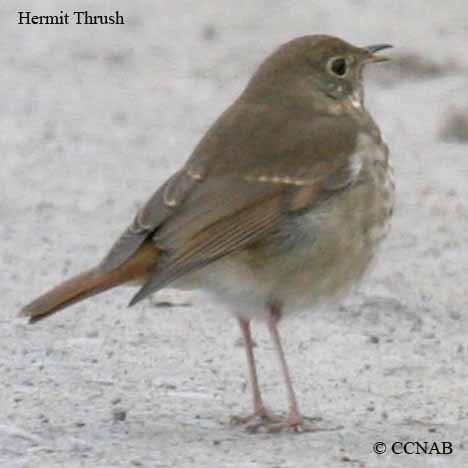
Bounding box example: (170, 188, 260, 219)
(264, 304, 319, 433)
(230, 319, 281, 426)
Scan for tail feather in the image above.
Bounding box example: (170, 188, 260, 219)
(20, 242, 159, 323)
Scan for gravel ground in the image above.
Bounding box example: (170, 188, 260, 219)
(2, 1, 468, 467)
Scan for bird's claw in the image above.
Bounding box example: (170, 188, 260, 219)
(230, 406, 283, 428)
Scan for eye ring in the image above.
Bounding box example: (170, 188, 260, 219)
(327, 57, 348, 77)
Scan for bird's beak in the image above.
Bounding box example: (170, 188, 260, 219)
(364, 44, 393, 63)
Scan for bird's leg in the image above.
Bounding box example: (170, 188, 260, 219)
(230, 318, 281, 426)
(264, 303, 320, 433)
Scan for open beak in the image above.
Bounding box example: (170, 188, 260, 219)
(364, 43, 393, 63)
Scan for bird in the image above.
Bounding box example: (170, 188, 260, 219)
(20, 35, 394, 433)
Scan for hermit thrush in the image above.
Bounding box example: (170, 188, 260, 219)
(21, 35, 394, 432)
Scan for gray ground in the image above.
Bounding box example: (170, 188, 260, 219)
(2, 1, 468, 467)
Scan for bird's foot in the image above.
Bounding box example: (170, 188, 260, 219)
(262, 412, 323, 433)
(264, 411, 345, 434)
(237, 409, 342, 434)
(230, 406, 282, 428)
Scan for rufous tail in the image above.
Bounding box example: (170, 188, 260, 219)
(20, 242, 159, 323)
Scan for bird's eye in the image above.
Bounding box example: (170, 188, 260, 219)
(328, 57, 347, 77)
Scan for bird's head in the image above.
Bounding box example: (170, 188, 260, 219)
(244, 35, 392, 110)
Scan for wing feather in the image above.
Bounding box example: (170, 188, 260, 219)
(129, 193, 284, 305)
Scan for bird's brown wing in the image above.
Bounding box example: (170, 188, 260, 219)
(99, 100, 363, 305)
(99, 169, 199, 273)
